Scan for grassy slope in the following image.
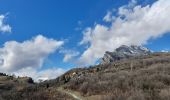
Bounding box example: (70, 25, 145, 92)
(60, 53, 170, 100)
(1, 53, 170, 100)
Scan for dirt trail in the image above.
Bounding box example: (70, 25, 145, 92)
(57, 87, 84, 100)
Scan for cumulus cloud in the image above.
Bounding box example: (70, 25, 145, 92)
(63, 52, 79, 62)
(60, 50, 79, 63)
(0, 35, 64, 80)
(79, 0, 170, 65)
(128, 0, 137, 8)
(13, 67, 66, 82)
(103, 11, 115, 22)
(0, 35, 65, 80)
(161, 49, 169, 53)
(0, 15, 11, 33)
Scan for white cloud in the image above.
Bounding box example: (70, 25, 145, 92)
(103, 11, 115, 22)
(79, 0, 170, 65)
(13, 67, 66, 82)
(161, 49, 169, 53)
(0, 15, 11, 33)
(0, 35, 64, 72)
(0, 35, 65, 81)
(63, 52, 79, 63)
(60, 50, 79, 63)
(128, 0, 137, 8)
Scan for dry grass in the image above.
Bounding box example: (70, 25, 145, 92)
(1, 53, 170, 100)
(63, 53, 170, 100)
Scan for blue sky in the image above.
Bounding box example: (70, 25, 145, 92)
(0, 0, 114, 65)
(0, 0, 170, 80)
(0, 0, 130, 68)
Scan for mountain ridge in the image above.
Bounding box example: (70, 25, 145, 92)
(101, 45, 151, 64)
(1, 46, 170, 99)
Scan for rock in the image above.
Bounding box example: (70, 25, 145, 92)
(101, 45, 151, 64)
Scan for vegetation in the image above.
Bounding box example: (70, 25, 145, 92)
(62, 53, 170, 100)
(0, 74, 74, 100)
(1, 53, 170, 100)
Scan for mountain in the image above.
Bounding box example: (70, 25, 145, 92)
(54, 52, 170, 100)
(0, 73, 35, 99)
(101, 45, 151, 64)
(0, 73, 74, 100)
(1, 50, 170, 99)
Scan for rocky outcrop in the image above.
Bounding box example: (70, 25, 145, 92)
(101, 45, 151, 64)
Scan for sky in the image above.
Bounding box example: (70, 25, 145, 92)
(0, 0, 170, 81)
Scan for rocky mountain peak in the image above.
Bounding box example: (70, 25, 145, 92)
(101, 45, 151, 64)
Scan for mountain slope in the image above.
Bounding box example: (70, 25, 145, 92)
(101, 45, 151, 64)
(1, 52, 170, 100)
(0, 73, 74, 100)
(56, 52, 170, 100)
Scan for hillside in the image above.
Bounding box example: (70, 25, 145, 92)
(101, 45, 151, 64)
(55, 52, 170, 100)
(0, 73, 74, 100)
(1, 52, 170, 100)
(0, 74, 35, 99)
